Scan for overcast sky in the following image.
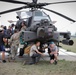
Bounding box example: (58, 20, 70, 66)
(0, 0, 76, 35)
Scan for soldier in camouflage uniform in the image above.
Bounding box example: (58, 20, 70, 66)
(10, 29, 20, 60)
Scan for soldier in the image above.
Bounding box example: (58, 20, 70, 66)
(10, 29, 20, 60)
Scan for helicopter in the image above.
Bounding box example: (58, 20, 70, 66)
(0, 0, 75, 47)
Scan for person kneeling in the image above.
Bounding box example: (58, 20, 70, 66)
(48, 42, 58, 65)
(29, 40, 44, 65)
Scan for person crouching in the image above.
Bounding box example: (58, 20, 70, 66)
(29, 40, 45, 65)
(48, 42, 58, 65)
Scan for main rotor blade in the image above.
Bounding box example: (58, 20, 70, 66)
(0, 0, 29, 5)
(47, 1, 76, 5)
(42, 7, 76, 22)
(0, 6, 28, 15)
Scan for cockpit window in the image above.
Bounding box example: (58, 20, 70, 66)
(20, 11, 32, 18)
(16, 10, 51, 23)
(35, 11, 43, 16)
(33, 11, 50, 22)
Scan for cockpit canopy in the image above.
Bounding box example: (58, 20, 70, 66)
(16, 10, 51, 22)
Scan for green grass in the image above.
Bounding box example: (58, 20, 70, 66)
(60, 37, 76, 53)
(0, 60, 76, 75)
(23, 60, 76, 75)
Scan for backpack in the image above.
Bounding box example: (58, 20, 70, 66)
(24, 45, 33, 54)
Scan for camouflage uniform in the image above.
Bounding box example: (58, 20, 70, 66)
(21, 26, 26, 31)
(10, 31, 20, 59)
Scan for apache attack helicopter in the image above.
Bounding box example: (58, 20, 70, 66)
(0, 0, 75, 47)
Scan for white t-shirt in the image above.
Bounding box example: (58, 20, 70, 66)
(30, 45, 38, 57)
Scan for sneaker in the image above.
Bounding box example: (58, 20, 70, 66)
(18, 56, 23, 58)
(54, 60, 57, 65)
(2, 60, 6, 63)
(28, 62, 35, 65)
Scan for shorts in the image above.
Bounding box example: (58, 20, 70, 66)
(0, 45, 5, 52)
(49, 54, 55, 60)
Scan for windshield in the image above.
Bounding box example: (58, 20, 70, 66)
(17, 10, 51, 23)
(20, 11, 32, 18)
(33, 11, 51, 22)
(16, 11, 32, 19)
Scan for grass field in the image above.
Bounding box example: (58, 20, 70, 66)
(60, 37, 76, 53)
(0, 60, 76, 75)
(0, 38, 76, 75)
